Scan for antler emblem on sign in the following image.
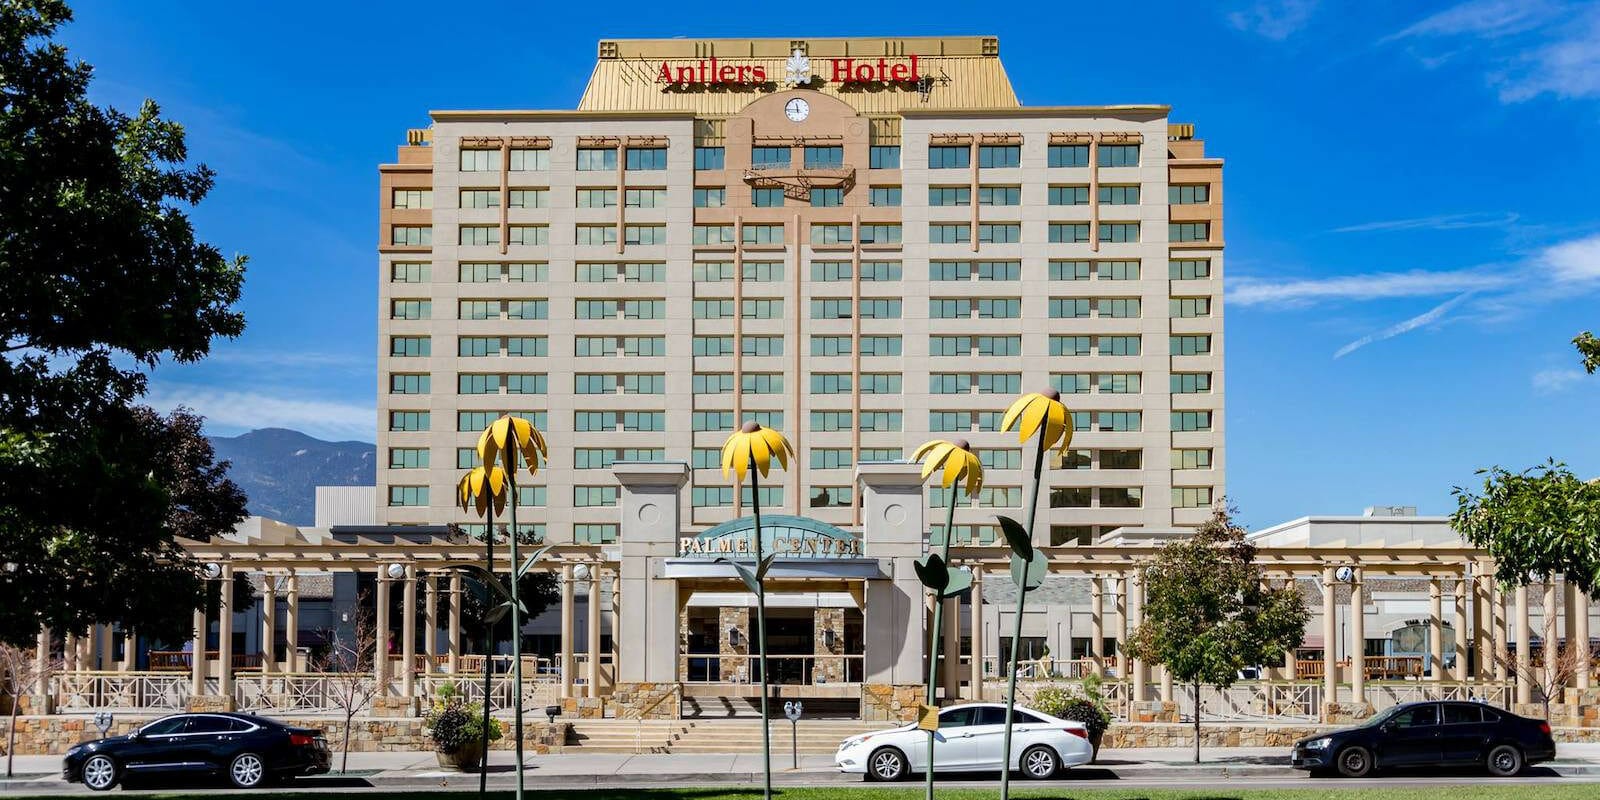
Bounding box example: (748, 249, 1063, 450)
(784, 48, 811, 87)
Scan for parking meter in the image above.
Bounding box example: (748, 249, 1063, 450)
(783, 701, 803, 769)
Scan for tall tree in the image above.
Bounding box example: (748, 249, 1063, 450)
(1452, 460, 1600, 594)
(0, 1, 248, 646)
(1127, 506, 1308, 763)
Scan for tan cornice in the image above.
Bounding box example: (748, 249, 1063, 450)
(899, 105, 1170, 118)
(430, 109, 696, 122)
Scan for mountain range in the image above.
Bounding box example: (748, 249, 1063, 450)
(208, 428, 376, 526)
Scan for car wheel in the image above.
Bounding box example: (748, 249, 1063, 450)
(866, 747, 908, 782)
(1335, 745, 1373, 778)
(1486, 744, 1524, 777)
(1020, 745, 1060, 780)
(228, 752, 268, 789)
(81, 755, 119, 791)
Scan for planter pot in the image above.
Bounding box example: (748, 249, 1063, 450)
(435, 741, 484, 772)
(1088, 729, 1103, 763)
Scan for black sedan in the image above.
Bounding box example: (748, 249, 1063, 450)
(63, 712, 330, 790)
(1292, 700, 1555, 778)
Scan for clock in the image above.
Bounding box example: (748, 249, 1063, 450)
(784, 97, 810, 122)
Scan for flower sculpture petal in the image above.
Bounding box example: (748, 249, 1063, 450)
(720, 421, 794, 482)
(912, 438, 985, 497)
(476, 414, 549, 476)
(456, 466, 508, 517)
(1001, 388, 1073, 455)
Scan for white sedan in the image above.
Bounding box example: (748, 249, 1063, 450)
(835, 702, 1093, 781)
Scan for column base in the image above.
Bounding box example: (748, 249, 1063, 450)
(610, 683, 680, 719)
(370, 696, 418, 717)
(861, 684, 924, 722)
(561, 696, 608, 719)
(21, 694, 53, 715)
(1129, 701, 1180, 723)
(1322, 701, 1375, 724)
(186, 695, 236, 712)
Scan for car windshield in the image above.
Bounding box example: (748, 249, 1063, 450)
(1359, 708, 1400, 728)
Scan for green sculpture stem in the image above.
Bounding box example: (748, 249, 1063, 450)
(507, 468, 524, 800)
(925, 482, 959, 800)
(1000, 435, 1047, 800)
(750, 460, 772, 800)
(479, 503, 494, 795)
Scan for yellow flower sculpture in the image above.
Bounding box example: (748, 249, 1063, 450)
(457, 465, 508, 517)
(476, 415, 549, 476)
(912, 438, 984, 496)
(720, 421, 794, 482)
(1001, 388, 1073, 455)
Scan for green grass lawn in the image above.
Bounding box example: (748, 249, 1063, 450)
(16, 788, 1599, 800)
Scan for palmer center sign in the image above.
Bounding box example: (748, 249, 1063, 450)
(678, 514, 865, 558)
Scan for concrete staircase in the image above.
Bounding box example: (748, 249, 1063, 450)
(568, 718, 890, 755)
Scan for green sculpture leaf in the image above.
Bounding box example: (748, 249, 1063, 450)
(940, 568, 973, 598)
(1010, 550, 1048, 592)
(914, 553, 950, 591)
(997, 515, 1033, 561)
(716, 557, 765, 595)
(516, 544, 558, 579)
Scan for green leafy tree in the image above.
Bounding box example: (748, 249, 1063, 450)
(1127, 505, 1308, 763)
(1452, 460, 1600, 593)
(1575, 332, 1599, 375)
(0, 1, 248, 646)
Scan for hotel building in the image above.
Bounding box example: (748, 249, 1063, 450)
(376, 35, 1226, 546)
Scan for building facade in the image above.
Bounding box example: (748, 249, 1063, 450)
(376, 36, 1225, 545)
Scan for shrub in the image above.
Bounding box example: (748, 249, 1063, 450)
(1058, 697, 1112, 740)
(425, 695, 502, 754)
(1030, 685, 1073, 719)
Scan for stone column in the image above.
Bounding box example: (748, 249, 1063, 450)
(120, 630, 136, 672)
(1350, 567, 1365, 706)
(1115, 575, 1129, 682)
(1428, 576, 1443, 686)
(1454, 574, 1469, 683)
(941, 595, 960, 699)
(1577, 587, 1592, 690)
(424, 573, 438, 676)
(720, 606, 750, 681)
(402, 564, 418, 699)
(261, 577, 277, 676)
(448, 572, 463, 675)
(1474, 571, 1493, 681)
(190, 607, 207, 696)
(285, 571, 300, 673)
(1493, 580, 1508, 681)
(613, 461, 691, 719)
(1089, 574, 1105, 677)
(1129, 568, 1147, 702)
(34, 627, 53, 713)
(610, 573, 622, 681)
(217, 564, 235, 697)
(98, 624, 114, 670)
(1160, 666, 1174, 703)
(1543, 581, 1560, 700)
(586, 565, 602, 698)
(375, 565, 391, 697)
(856, 461, 930, 721)
(1322, 567, 1337, 703)
(1516, 584, 1532, 704)
(969, 570, 985, 701)
(813, 607, 846, 684)
(560, 564, 575, 698)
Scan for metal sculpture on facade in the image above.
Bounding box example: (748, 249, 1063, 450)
(995, 389, 1071, 800)
(717, 421, 794, 800)
(912, 438, 983, 800)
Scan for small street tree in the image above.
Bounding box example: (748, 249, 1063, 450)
(1127, 505, 1308, 763)
(312, 595, 379, 773)
(1, 642, 55, 778)
(1494, 641, 1584, 718)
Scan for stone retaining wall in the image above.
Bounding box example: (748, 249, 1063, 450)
(1, 715, 572, 756)
(861, 684, 923, 722)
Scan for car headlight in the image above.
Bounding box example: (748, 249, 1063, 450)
(1304, 737, 1331, 750)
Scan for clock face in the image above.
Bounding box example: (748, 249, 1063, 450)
(784, 98, 810, 122)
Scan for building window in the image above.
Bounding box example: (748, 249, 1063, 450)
(509, 149, 549, 171)
(1097, 336, 1141, 356)
(693, 225, 735, 245)
(694, 146, 725, 170)
(810, 187, 843, 207)
(508, 225, 548, 246)
(1097, 144, 1139, 167)
(1098, 260, 1140, 280)
(460, 189, 499, 209)
(576, 225, 616, 246)
(1172, 297, 1212, 318)
(509, 188, 548, 208)
(459, 262, 546, 282)
(390, 299, 431, 320)
(1170, 184, 1210, 204)
(1173, 487, 1214, 508)
(392, 189, 432, 209)
(389, 373, 430, 394)
(1170, 258, 1212, 280)
(460, 149, 500, 172)
(694, 188, 725, 207)
(1171, 222, 1210, 242)
(692, 411, 734, 432)
(391, 226, 432, 246)
(810, 335, 850, 356)
(859, 224, 900, 244)
(625, 148, 667, 170)
(978, 186, 1021, 205)
(869, 145, 900, 169)
(1049, 185, 1088, 206)
(1051, 373, 1090, 394)
(858, 411, 902, 432)
(390, 336, 430, 357)
(388, 411, 429, 432)
(1097, 411, 1142, 432)
(978, 223, 1020, 243)
(573, 524, 618, 544)
(1172, 448, 1214, 469)
(929, 223, 970, 244)
(693, 373, 734, 394)
(390, 262, 429, 283)
(810, 223, 852, 244)
(1171, 335, 1213, 355)
(1100, 449, 1142, 469)
(1048, 145, 1088, 167)
(742, 224, 783, 245)
(741, 373, 784, 394)
(389, 448, 429, 469)
(1097, 298, 1141, 318)
(577, 188, 617, 208)
(1100, 487, 1143, 508)
(1172, 373, 1212, 393)
(1050, 335, 1091, 356)
(459, 225, 499, 246)
(928, 145, 969, 169)
(1099, 222, 1140, 243)
(811, 449, 854, 470)
(861, 335, 900, 355)
(1049, 260, 1090, 281)
(1097, 373, 1141, 394)
(1050, 487, 1091, 508)
(977, 145, 1020, 168)
(624, 224, 666, 245)
(576, 148, 617, 171)
(1099, 185, 1139, 205)
(693, 299, 733, 319)
(741, 298, 783, 319)
(388, 486, 429, 507)
(1172, 411, 1213, 431)
(1049, 223, 1090, 243)
(751, 146, 791, 167)
(574, 486, 620, 508)
(811, 373, 851, 394)
(574, 448, 665, 469)
(624, 188, 666, 208)
(1049, 298, 1090, 319)
(804, 146, 843, 168)
(870, 186, 901, 206)
(929, 186, 970, 206)
(743, 335, 782, 356)
(752, 187, 785, 207)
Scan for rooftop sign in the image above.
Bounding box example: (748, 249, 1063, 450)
(657, 48, 923, 91)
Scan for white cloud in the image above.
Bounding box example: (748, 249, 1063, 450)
(1543, 234, 1600, 281)
(1384, 0, 1562, 42)
(1384, 1, 1600, 103)
(1532, 368, 1589, 392)
(1333, 292, 1475, 359)
(1330, 211, 1520, 233)
(202, 349, 369, 370)
(146, 383, 373, 442)
(1228, 0, 1321, 40)
(1229, 268, 1511, 307)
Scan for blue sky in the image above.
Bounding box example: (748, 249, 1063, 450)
(58, 0, 1600, 527)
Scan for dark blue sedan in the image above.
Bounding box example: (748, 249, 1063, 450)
(1292, 701, 1555, 778)
(63, 712, 330, 790)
